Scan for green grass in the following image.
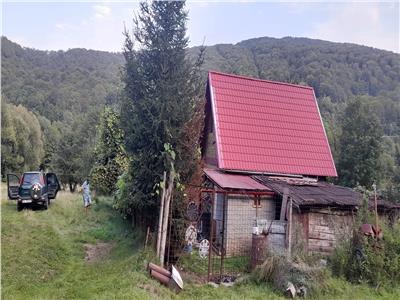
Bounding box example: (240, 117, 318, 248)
(2, 185, 400, 299)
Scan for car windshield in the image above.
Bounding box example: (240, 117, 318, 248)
(22, 173, 41, 185)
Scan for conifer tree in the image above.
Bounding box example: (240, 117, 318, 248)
(120, 1, 204, 224)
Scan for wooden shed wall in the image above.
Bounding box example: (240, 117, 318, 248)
(307, 210, 354, 254)
(265, 221, 287, 254)
(291, 209, 354, 255)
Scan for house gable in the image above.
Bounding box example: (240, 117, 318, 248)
(205, 71, 337, 177)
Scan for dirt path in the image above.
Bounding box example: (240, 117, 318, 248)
(84, 241, 116, 263)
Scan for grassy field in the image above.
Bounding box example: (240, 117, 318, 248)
(2, 186, 399, 299)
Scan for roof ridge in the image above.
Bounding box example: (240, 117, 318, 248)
(209, 70, 314, 91)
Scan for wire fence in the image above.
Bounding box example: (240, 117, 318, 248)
(169, 188, 282, 283)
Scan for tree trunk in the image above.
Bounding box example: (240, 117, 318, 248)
(69, 182, 77, 193)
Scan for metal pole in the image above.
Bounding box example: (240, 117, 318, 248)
(208, 190, 215, 282)
(219, 194, 226, 281)
(373, 183, 378, 232)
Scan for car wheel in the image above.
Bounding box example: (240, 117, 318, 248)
(43, 198, 49, 210)
(17, 203, 23, 212)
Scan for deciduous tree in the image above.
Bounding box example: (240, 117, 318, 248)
(338, 97, 383, 188)
(91, 107, 128, 195)
(1, 101, 44, 175)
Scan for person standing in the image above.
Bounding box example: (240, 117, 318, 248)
(82, 179, 92, 211)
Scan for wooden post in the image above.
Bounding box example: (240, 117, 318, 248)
(166, 194, 174, 266)
(280, 188, 289, 221)
(144, 226, 150, 250)
(287, 197, 293, 259)
(156, 172, 167, 258)
(160, 165, 175, 266)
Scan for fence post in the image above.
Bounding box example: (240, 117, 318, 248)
(156, 171, 167, 258)
(219, 193, 226, 281)
(208, 190, 215, 282)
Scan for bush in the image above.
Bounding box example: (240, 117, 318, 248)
(113, 171, 132, 216)
(330, 221, 400, 287)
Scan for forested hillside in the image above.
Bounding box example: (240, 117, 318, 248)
(1, 37, 124, 189)
(1, 35, 399, 198)
(1, 37, 124, 121)
(189, 37, 400, 136)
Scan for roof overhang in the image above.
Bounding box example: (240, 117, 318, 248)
(204, 168, 272, 191)
(254, 175, 361, 209)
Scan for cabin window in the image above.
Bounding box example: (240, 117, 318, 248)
(253, 195, 261, 208)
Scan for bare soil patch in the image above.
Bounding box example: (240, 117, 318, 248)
(84, 241, 115, 263)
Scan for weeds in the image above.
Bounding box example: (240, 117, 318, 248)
(251, 254, 328, 297)
(330, 221, 400, 287)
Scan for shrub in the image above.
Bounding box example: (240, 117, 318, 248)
(330, 219, 400, 287)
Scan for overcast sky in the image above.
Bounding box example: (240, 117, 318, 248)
(2, 1, 399, 53)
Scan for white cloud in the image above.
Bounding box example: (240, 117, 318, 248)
(308, 3, 399, 52)
(55, 23, 66, 30)
(93, 5, 112, 19)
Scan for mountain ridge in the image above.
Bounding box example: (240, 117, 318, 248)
(2, 35, 399, 131)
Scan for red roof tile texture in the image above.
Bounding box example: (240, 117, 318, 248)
(208, 71, 337, 177)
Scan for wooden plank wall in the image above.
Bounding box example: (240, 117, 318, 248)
(265, 221, 286, 254)
(292, 212, 309, 255)
(307, 210, 354, 254)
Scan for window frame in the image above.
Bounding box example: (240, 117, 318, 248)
(253, 195, 262, 208)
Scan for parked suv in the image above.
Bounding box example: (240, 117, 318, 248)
(7, 172, 60, 211)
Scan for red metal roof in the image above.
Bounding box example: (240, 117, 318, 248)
(208, 71, 337, 177)
(204, 168, 271, 191)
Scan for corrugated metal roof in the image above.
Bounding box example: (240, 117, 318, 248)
(204, 169, 271, 191)
(208, 71, 337, 177)
(254, 175, 361, 208)
(369, 198, 400, 210)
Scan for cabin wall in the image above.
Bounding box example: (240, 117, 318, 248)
(224, 195, 275, 256)
(306, 209, 354, 255)
(292, 211, 309, 255)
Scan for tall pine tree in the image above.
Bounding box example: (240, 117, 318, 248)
(120, 1, 204, 224)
